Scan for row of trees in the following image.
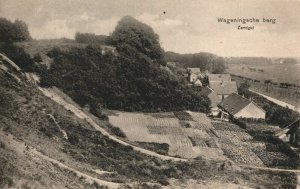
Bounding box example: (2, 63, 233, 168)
(0, 17, 31, 42)
(165, 51, 226, 74)
(75, 32, 109, 44)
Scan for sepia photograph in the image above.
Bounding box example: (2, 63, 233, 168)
(0, 0, 300, 188)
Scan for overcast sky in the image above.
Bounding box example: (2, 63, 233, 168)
(0, 0, 300, 57)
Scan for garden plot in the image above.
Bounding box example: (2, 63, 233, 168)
(222, 145, 264, 166)
(214, 123, 294, 168)
(187, 111, 212, 129)
(217, 130, 265, 166)
(108, 111, 225, 160)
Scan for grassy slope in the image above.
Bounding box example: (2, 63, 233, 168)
(0, 45, 298, 188)
(0, 54, 235, 188)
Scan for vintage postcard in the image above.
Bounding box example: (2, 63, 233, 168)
(0, 0, 299, 188)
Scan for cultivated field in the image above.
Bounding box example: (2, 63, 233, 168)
(250, 83, 300, 107)
(227, 63, 300, 86)
(109, 111, 295, 168)
(109, 111, 224, 159)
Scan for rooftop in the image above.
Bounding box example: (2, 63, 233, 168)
(219, 93, 252, 115)
(209, 81, 237, 95)
(187, 68, 201, 74)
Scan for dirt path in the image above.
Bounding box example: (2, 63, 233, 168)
(249, 89, 300, 113)
(240, 165, 300, 189)
(0, 130, 120, 189)
(39, 87, 187, 162)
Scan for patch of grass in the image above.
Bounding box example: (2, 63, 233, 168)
(102, 122, 126, 138)
(174, 111, 194, 121)
(136, 142, 169, 155)
(0, 141, 6, 149)
(62, 124, 228, 185)
(247, 129, 299, 169)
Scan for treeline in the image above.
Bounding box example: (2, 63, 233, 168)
(0, 17, 31, 43)
(75, 32, 109, 44)
(225, 57, 298, 65)
(165, 51, 226, 74)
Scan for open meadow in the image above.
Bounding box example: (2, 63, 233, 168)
(227, 63, 300, 86)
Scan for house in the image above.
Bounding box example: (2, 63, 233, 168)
(193, 79, 202, 87)
(199, 86, 221, 116)
(187, 68, 201, 82)
(207, 74, 237, 99)
(219, 93, 266, 120)
(209, 81, 237, 99)
(199, 86, 221, 108)
(286, 119, 300, 146)
(101, 45, 116, 55)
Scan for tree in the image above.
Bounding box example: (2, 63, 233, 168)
(111, 16, 165, 65)
(0, 18, 31, 42)
(0, 18, 14, 42)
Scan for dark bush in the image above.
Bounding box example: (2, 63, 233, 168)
(110, 127, 126, 138)
(39, 46, 210, 113)
(230, 117, 247, 129)
(0, 44, 35, 71)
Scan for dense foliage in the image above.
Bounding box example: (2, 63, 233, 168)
(165, 51, 226, 74)
(111, 16, 165, 65)
(39, 16, 210, 112)
(75, 32, 109, 44)
(40, 45, 210, 112)
(0, 43, 36, 71)
(0, 18, 31, 42)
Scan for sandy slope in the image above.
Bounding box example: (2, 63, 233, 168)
(39, 87, 187, 162)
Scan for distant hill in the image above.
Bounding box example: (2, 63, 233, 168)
(165, 51, 226, 74)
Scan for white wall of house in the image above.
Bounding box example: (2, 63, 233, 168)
(234, 102, 265, 119)
(194, 79, 202, 86)
(189, 73, 197, 82)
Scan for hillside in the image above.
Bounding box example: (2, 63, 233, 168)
(1, 53, 299, 189)
(0, 53, 231, 188)
(1, 16, 300, 189)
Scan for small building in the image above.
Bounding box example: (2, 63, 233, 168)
(199, 86, 221, 108)
(187, 68, 201, 82)
(219, 93, 266, 120)
(199, 86, 221, 117)
(193, 79, 202, 87)
(287, 120, 300, 146)
(209, 81, 237, 100)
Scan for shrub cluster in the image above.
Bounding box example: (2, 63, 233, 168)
(230, 117, 247, 129)
(39, 46, 210, 113)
